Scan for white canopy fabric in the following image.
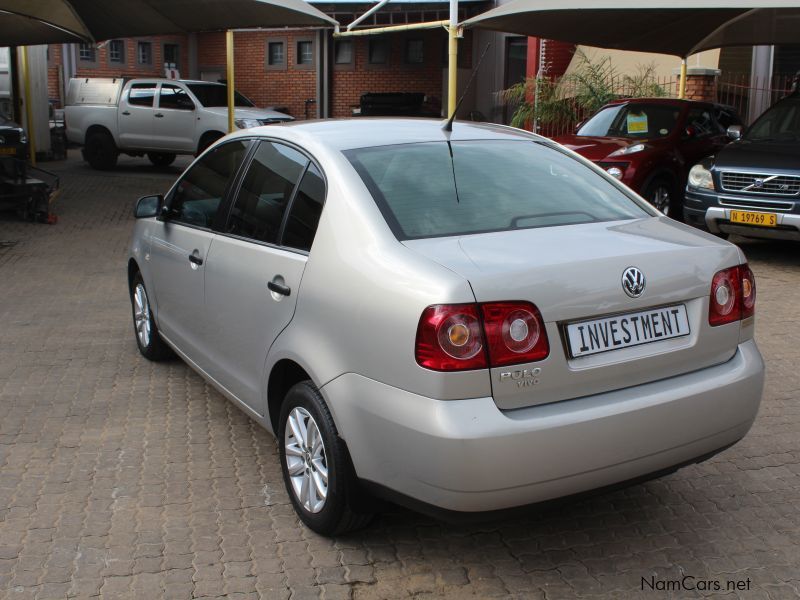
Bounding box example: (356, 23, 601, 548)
(0, 0, 336, 42)
(463, 1, 800, 58)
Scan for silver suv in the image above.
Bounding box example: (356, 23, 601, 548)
(128, 119, 764, 535)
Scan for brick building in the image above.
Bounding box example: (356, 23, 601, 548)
(48, 1, 487, 121)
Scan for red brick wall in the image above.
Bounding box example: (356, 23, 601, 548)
(197, 31, 318, 120)
(47, 45, 63, 106)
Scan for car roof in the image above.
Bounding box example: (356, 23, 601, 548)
(232, 118, 545, 152)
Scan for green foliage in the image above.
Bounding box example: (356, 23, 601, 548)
(501, 50, 669, 130)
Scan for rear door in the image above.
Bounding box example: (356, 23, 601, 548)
(118, 82, 157, 149)
(152, 83, 197, 152)
(203, 141, 325, 415)
(148, 139, 250, 367)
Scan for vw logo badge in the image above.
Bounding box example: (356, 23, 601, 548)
(622, 267, 646, 298)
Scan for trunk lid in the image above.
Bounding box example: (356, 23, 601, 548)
(403, 217, 744, 410)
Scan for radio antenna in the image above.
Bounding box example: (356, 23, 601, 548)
(443, 42, 492, 133)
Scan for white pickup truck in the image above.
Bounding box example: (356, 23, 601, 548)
(65, 78, 293, 169)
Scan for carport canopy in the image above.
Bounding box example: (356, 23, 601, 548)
(0, 10, 86, 45)
(463, 0, 800, 58)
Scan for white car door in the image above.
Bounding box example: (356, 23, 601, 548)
(203, 141, 326, 416)
(148, 139, 251, 368)
(118, 82, 157, 149)
(152, 83, 197, 153)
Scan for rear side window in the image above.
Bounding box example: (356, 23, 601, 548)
(346, 140, 649, 240)
(169, 140, 249, 228)
(283, 163, 325, 251)
(225, 142, 308, 244)
(128, 83, 156, 107)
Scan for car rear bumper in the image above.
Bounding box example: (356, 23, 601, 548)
(684, 188, 800, 240)
(322, 340, 764, 512)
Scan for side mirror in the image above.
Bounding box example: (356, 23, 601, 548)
(727, 124, 743, 140)
(134, 194, 163, 219)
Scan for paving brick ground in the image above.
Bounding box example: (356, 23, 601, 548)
(1, 151, 799, 600)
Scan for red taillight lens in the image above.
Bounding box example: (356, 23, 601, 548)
(415, 304, 487, 371)
(481, 302, 549, 367)
(415, 301, 549, 371)
(709, 264, 756, 326)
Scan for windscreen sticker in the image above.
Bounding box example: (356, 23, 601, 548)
(626, 112, 649, 134)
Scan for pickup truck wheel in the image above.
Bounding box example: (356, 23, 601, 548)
(147, 152, 176, 168)
(84, 131, 118, 170)
(197, 132, 223, 156)
(279, 381, 373, 536)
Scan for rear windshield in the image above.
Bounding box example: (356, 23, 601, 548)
(345, 140, 649, 240)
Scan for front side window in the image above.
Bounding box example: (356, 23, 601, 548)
(108, 40, 125, 63)
(159, 84, 194, 110)
(225, 142, 308, 244)
(578, 104, 681, 139)
(169, 141, 249, 228)
(185, 84, 254, 107)
(346, 140, 649, 240)
(283, 163, 325, 251)
(685, 107, 715, 137)
(127, 83, 156, 107)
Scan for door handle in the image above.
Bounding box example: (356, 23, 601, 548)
(268, 280, 291, 297)
(155, 113, 164, 118)
(188, 254, 203, 266)
(121, 110, 131, 116)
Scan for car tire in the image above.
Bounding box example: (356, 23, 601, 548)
(643, 175, 678, 218)
(197, 132, 223, 156)
(130, 272, 173, 361)
(278, 381, 373, 536)
(84, 131, 119, 170)
(147, 152, 177, 167)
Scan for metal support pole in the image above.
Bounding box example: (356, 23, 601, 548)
(226, 30, 235, 133)
(678, 58, 687, 99)
(20, 46, 37, 166)
(447, 0, 458, 119)
(334, 19, 447, 37)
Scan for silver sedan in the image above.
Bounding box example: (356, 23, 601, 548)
(128, 118, 764, 535)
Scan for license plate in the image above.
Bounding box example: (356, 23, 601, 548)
(729, 210, 777, 227)
(566, 304, 690, 358)
(0, 147, 16, 155)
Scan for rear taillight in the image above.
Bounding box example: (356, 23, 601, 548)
(709, 264, 756, 326)
(415, 304, 487, 371)
(415, 301, 548, 371)
(481, 302, 549, 366)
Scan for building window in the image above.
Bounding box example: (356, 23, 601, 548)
(297, 41, 313, 65)
(108, 40, 125, 63)
(164, 43, 179, 66)
(137, 41, 152, 65)
(78, 43, 96, 62)
(405, 39, 424, 64)
(268, 41, 285, 65)
(368, 39, 389, 65)
(334, 40, 353, 65)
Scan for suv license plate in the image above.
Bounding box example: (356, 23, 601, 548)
(730, 210, 777, 227)
(567, 304, 690, 358)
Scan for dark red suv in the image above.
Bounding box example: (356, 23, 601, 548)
(553, 98, 741, 217)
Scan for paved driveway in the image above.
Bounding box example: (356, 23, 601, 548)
(1, 152, 799, 600)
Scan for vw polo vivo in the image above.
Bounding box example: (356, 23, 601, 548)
(127, 119, 764, 535)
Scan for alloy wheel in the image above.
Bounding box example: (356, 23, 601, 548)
(650, 185, 671, 216)
(133, 283, 152, 348)
(284, 407, 328, 513)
